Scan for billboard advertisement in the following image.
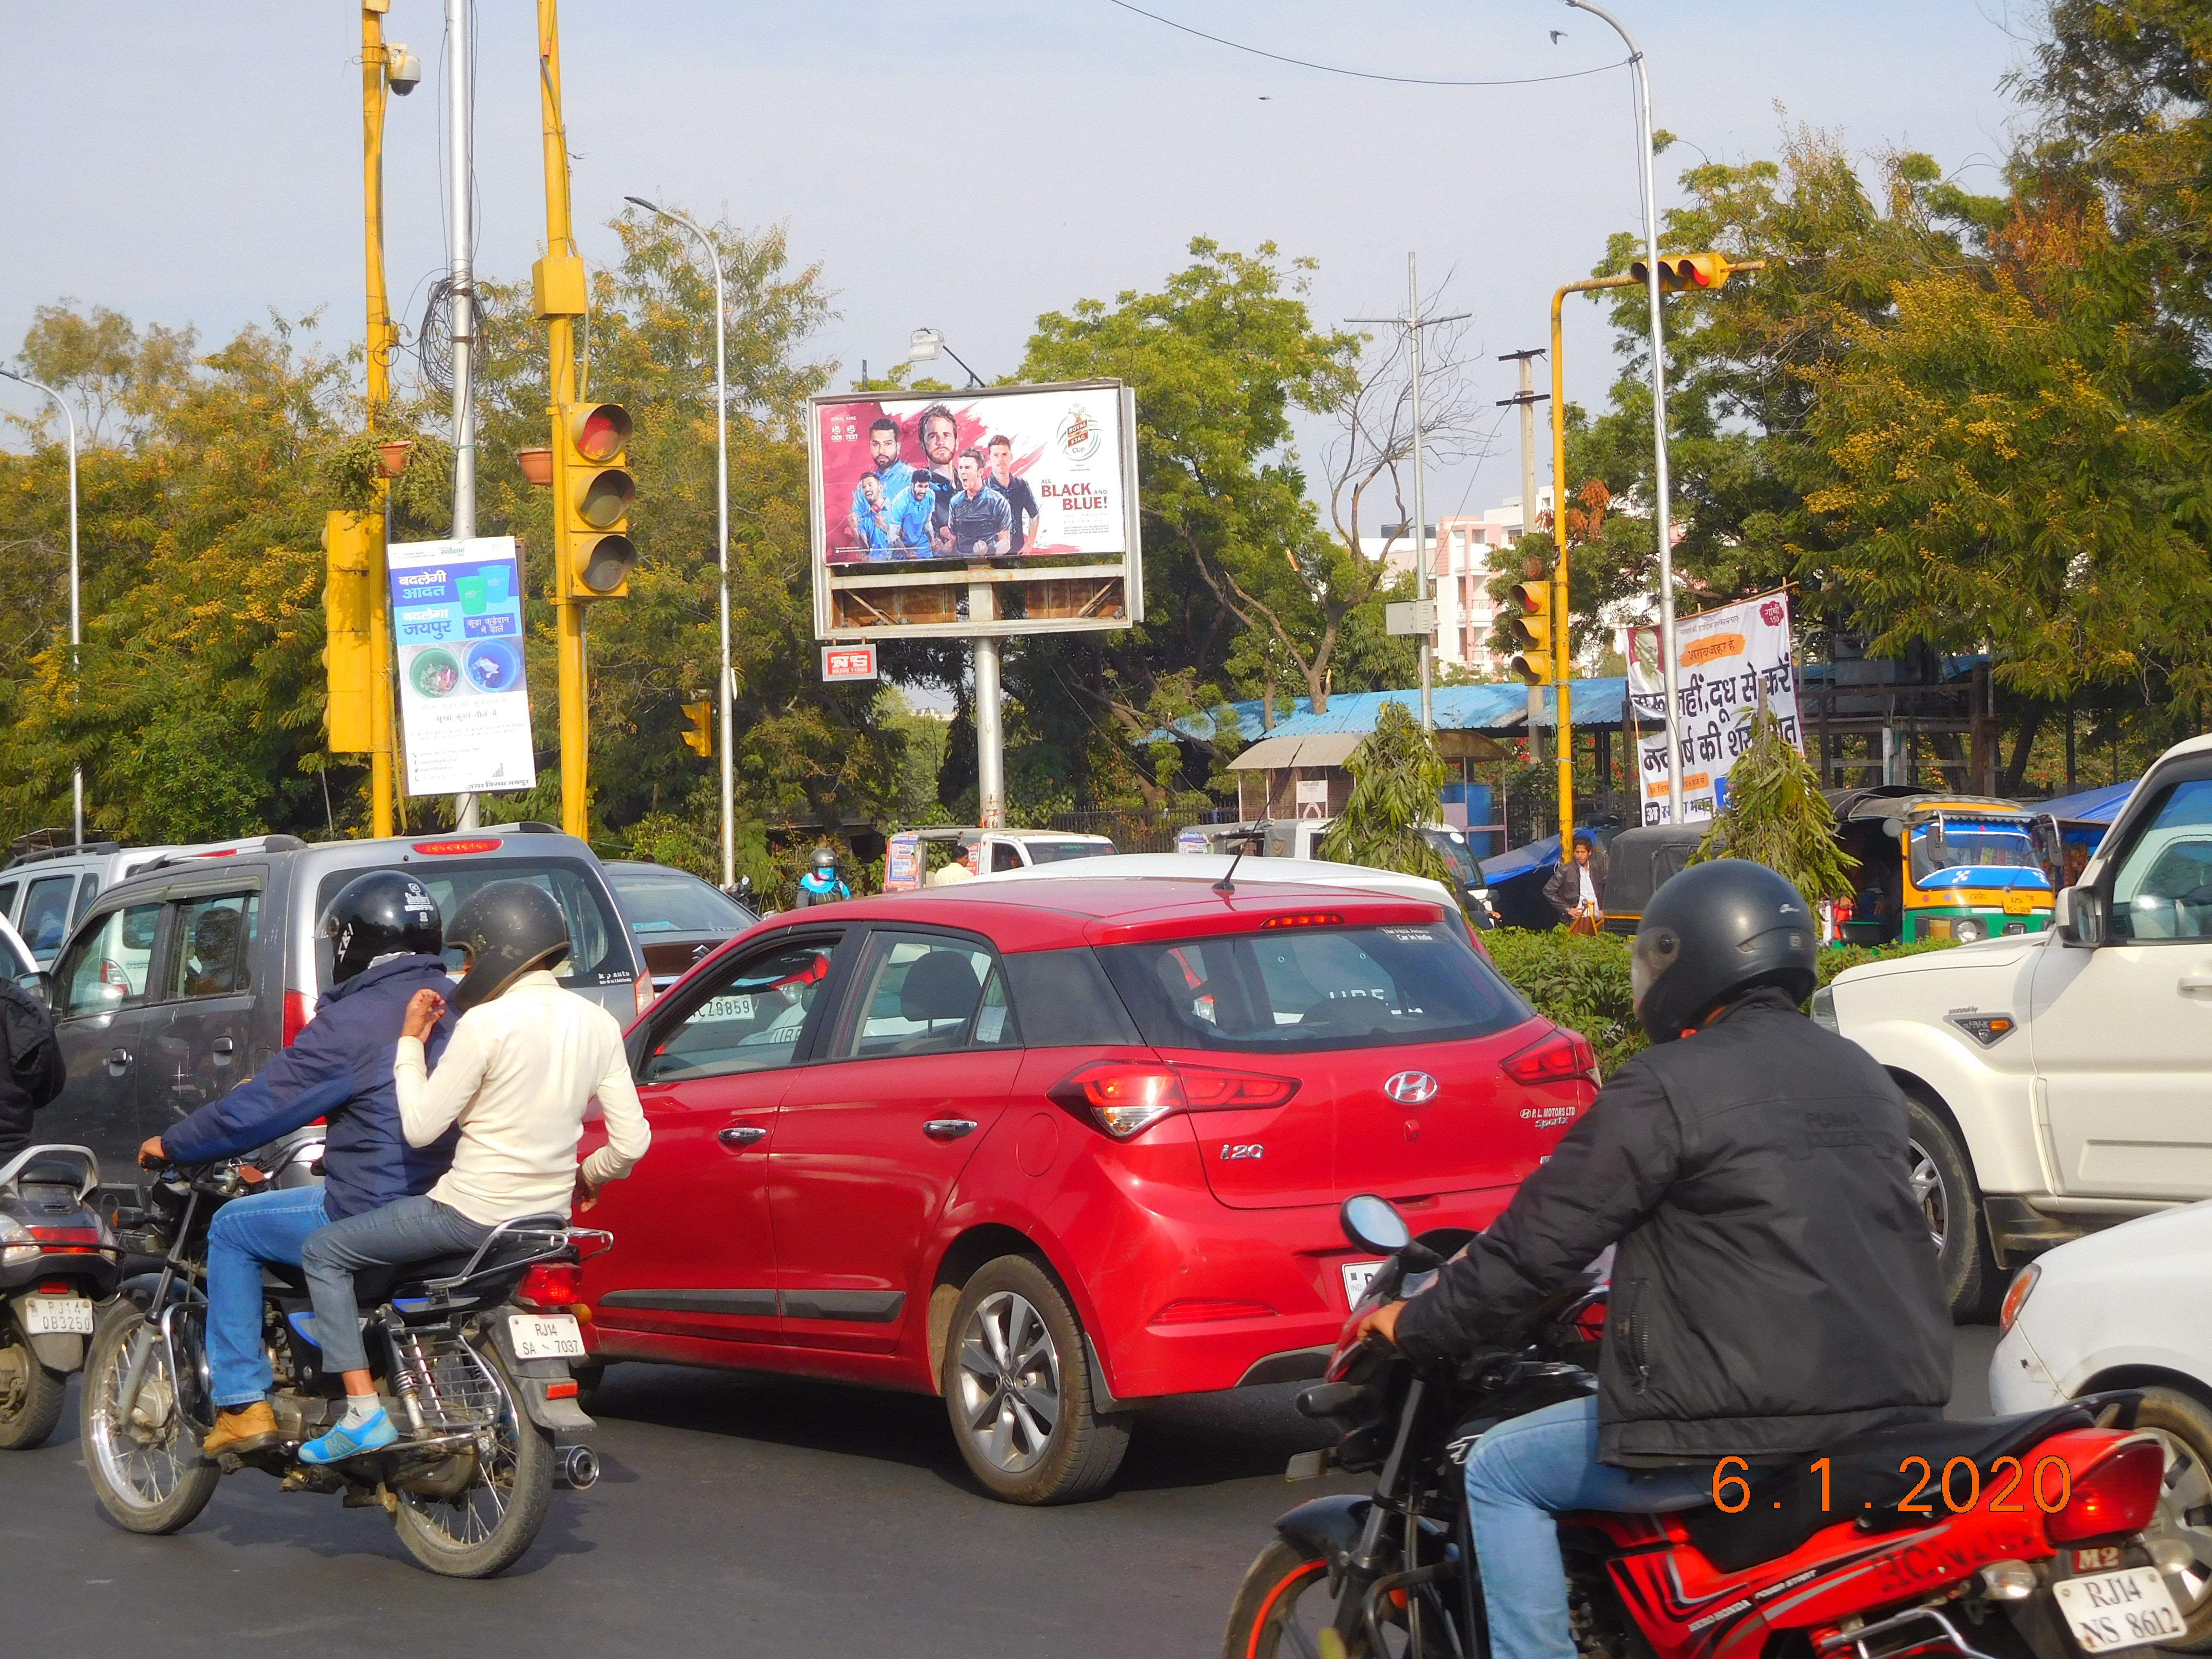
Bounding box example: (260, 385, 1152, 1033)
(1627, 589, 1801, 826)
(809, 379, 1141, 640)
(388, 535, 539, 798)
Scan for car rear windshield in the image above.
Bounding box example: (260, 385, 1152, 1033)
(609, 867, 756, 933)
(1098, 923, 1531, 1055)
(314, 857, 632, 988)
(1023, 841, 1113, 864)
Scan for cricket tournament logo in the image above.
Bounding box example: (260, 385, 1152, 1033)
(1056, 404, 1103, 464)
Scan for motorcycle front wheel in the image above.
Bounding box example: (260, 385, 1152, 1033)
(389, 1335, 554, 1578)
(81, 1301, 220, 1534)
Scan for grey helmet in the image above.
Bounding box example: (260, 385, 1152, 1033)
(447, 880, 571, 1011)
(1631, 859, 1819, 1044)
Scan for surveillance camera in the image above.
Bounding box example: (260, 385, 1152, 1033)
(386, 46, 421, 96)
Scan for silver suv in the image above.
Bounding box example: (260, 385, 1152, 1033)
(36, 825, 646, 1197)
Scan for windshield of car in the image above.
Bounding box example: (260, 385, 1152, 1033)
(610, 867, 756, 934)
(1022, 841, 1114, 865)
(1908, 818, 2050, 890)
(1098, 923, 1530, 1055)
(315, 856, 631, 989)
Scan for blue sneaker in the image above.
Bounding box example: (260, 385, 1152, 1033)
(300, 1406, 397, 1465)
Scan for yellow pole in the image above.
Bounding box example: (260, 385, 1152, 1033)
(362, 2, 397, 838)
(538, 0, 589, 840)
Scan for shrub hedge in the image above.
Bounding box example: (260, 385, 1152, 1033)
(1481, 928, 1956, 1077)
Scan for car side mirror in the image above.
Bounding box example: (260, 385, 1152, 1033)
(1340, 1193, 1412, 1255)
(2054, 886, 2106, 948)
(13, 970, 52, 1006)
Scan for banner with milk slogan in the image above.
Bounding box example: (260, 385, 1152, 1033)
(387, 536, 538, 797)
(1627, 589, 1801, 826)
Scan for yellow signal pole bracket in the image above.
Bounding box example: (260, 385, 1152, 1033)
(681, 700, 713, 758)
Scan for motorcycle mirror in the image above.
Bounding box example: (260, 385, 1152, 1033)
(1340, 1194, 1411, 1255)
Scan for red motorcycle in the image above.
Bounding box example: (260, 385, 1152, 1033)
(1224, 1196, 2182, 1659)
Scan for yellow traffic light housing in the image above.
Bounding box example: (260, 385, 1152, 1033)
(324, 509, 380, 752)
(680, 699, 713, 758)
(1627, 251, 1734, 294)
(556, 400, 637, 598)
(1507, 578, 1556, 685)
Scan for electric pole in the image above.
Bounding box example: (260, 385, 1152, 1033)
(446, 0, 480, 831)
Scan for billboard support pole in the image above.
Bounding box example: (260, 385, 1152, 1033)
(973, 578, 1005, 829)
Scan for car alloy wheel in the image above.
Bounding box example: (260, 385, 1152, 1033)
(954, 1289, 1061, 1476)
(1907, 1137, 1948, 1253)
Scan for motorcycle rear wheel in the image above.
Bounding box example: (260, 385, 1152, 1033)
(0, 1328, 66, 1450)
(389, 1336, 554, 1578)
(80, 1302, 220, 1534)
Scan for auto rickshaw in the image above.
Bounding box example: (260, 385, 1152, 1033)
(1829, 788, 2056, 945)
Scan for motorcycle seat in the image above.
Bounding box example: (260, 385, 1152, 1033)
(351, 1217, 569, 1307)
(1676, 1402, 2100, 1573)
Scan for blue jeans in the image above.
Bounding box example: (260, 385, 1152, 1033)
(205, 1185, 330, 1409)
(300, 1195, 492, 1376)
(1465, 1396, 1715, 1659)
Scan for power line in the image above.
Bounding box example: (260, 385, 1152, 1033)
(1101, 0, 1628, 88)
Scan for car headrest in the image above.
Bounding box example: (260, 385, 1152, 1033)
(900, 952, 982, 1025)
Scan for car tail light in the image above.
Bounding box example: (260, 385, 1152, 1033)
(282, 990, 313, 1047)
(2000, 1264, 2040, 1335)
(411, 838, 505, 855)
(633, 977, 657, 1018)
(1047, 1060, 1298, 1139)
(2046, 1438, 2166, 1542)
(517, 1263, 584, 1308)
(1503, 1028, 1599, 1086)
(1259, 912, 1346, 930)
(1150, 1299, 1277, 1325)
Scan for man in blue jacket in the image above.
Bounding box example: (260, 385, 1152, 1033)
(137, 870, 457, 1457)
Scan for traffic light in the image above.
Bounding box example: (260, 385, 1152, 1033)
(556, 400, 637, 598)
(1507, 578, 1556, 685)
(680, 699, 712, 758)
(323, 509, 379, 752)
(1627, 252, 1734, 294)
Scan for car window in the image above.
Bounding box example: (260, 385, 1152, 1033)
(833, 932, 1016, 1059)
(609, 867, 756, 933)
(1023, 841, 1111, 865)
(72, 874, 101, 921)
(1099, 923, 1530, 1055)
(640, 937, 843, 1082)
(0, 882, 18, 921)
(20, 875, 76, 958)
(316, 856, 630, 989)
(0, 926, 29, 980)
(2110, 779, 2212, 941)
(57, 901, 164, 1016)
(167, 892, 259, 999)
(990, 843, 1023, 873)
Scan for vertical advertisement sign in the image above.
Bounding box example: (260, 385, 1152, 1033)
(1627, 589, 1801, 825)
(387, 536, 538, 798)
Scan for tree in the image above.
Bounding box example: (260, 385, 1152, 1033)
(1316, 700, 1456, 886)
(1690, 709, 1853, 901)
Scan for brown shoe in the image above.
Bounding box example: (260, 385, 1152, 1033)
(202, 1401, 279, 1457)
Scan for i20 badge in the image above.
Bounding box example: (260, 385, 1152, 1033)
(1384, 1071, 1439, 1105)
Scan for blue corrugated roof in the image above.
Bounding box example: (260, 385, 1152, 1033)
(1138, 697, 1314, 746)
(2037, 780, 2137, 824)
(1247, 679, 1631, 738)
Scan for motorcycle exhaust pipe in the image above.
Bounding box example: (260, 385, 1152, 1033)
(557, 1444, 599, 1490)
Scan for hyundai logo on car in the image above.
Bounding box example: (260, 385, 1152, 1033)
(1384, 1071, 1439, 1105)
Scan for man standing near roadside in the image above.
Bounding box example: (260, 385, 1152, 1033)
(934, 446, 1012, 558)
(986, 435, 1041, 553)
(845, 416, 913, 551)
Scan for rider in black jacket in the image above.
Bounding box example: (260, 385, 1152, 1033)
(0, 977, 65, 1164)
(1368, 860, 1951, 1659)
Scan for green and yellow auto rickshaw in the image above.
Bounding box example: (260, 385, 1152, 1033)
(1830, 789, 2055, 945)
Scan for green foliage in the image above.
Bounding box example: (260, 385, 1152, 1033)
(1316, 700, 1455, 886)
(1691, 709, 1855, 900)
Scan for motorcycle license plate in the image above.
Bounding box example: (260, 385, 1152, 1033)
(2053, 1568, 2186, 1652)
(1341, 1262, 1386, 1308)
(22, 1296, 94, 1335)
(507, 1313, 585, 1361)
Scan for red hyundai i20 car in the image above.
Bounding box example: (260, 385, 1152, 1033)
(576, 876, 1596, 1503)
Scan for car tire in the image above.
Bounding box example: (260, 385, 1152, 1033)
(941, 1254, 1130, 1505)
(2128, 1386, 2212, 1650)
(1904, 1094, 2004, 1323)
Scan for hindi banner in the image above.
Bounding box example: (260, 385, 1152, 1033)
(1627, 589, 1800, 826)
(387, 535, 538, 798)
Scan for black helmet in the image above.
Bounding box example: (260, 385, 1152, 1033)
(1631, 859, 1819, 1044)
(447, 880, 571, 1011)
(318, 870, 443, 986)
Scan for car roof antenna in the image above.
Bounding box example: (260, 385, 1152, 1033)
(1213, 848, 1245, 896)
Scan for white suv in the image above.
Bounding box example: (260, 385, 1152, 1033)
(1817, 733, 2212, 1317)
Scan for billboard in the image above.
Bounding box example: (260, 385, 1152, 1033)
(809, 379, 1141, 641)
(388, 535, 539, 798)
(1626, 589, 1801, 826)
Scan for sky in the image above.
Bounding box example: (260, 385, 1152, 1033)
(3, 1, 2040, 526)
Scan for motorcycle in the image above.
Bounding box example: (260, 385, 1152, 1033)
(83, 1158, 608, 1578)
(0, 1144, 120, 1449)
(1226, 1195, 2183, 1659)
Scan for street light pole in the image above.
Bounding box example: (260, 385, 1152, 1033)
(1565, 0, 1684, 824)
(0, 369, 83, 845)
(628, 199, 735, 890)
(446, 0, 480, 832)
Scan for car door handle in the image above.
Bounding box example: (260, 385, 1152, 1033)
(717, 1125, 769, 1148)
(104, 1047, 131, 1076)
(924, 1119, 978, 1142)
(2180, 975, 2212, 995)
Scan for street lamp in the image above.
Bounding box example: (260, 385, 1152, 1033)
(1563, 0, 1686, 825)
(908, 327, 984, 389)
(0, 368, 83, 845)
(625, 196, 735, 890)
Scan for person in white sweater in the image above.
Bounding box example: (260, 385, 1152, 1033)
(297, 880, 649, 1463)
